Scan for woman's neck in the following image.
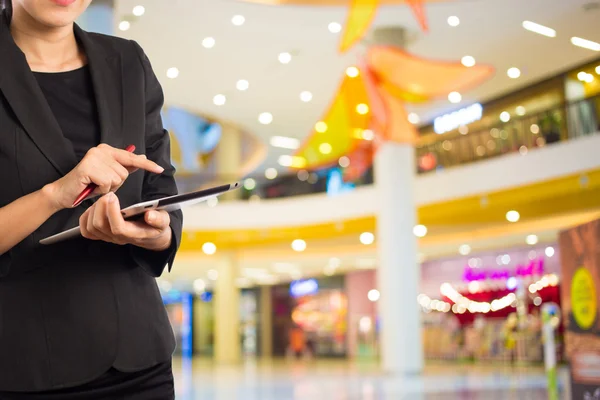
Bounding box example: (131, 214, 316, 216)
(10, 8, 85, 73)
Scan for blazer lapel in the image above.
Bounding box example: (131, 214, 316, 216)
(75, 24, 123, 150)
(0, 12, 78, 176)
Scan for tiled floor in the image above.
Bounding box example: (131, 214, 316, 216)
(172, 358, 568, 399)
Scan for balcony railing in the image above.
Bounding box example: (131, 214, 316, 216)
(183, 94, 600, 200)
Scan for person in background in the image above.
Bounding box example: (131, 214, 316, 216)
(0, 0, 182, 398)
(289, 325, 306, 359)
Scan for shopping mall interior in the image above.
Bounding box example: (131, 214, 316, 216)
(79, 0, 600, 398)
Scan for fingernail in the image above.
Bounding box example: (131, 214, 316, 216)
(148, 211, 156, 221)
(140, 154, 147, 159)
(108, 193, 116, 203)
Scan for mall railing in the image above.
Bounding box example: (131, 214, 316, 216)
(181, 94, 600, 200)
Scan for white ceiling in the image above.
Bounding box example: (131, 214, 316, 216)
(115, 0, 600, 168)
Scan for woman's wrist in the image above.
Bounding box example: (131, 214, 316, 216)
(40, 183, 64, 214)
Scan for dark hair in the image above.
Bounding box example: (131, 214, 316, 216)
(1, 0, 12, 21)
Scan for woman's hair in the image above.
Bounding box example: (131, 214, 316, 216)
(1, 0, 12, 21)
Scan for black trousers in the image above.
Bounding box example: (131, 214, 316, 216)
(0, 362, 174, 400)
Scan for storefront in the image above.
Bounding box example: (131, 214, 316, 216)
(240, 288, 260, 356)
(345, 244, 563, 364)
(416, 56, 600, 173)
(271, 276, 348, 357)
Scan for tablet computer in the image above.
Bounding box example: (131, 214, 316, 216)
(39, 182, 240, 245)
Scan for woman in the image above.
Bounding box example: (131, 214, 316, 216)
(0, 0, 183, 398)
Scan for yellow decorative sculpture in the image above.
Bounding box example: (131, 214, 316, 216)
(294, 47, 494, 178)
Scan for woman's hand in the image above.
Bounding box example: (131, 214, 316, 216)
(80, 192, 172, 251)
(44, 144, 164, 211)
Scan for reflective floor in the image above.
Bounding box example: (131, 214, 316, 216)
(172, 358, 568, 399)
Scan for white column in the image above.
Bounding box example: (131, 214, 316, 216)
(77, 0, 114, 35)
(214, 254, 241, 363)
(375, 142, 423, 374)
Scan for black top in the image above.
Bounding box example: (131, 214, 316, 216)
(34, 66, 101, 161)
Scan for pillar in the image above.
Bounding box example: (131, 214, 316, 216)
(77, 0, 114, 35)
(259, 286, 273, 358)
(375, 143, 423, 375)
(214, 254, 241, 363)
(215, 123, 242, 200)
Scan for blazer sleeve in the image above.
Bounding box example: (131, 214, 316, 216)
(128, 41, 183, 277)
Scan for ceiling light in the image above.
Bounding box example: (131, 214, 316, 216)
(319, 142, 332, 155)
(300, 91, 313, 102)
(243, 178, 256, 190)
(278, 52, 292, 64)
(207, 269, 219, 280)
(459, 244, 471, 256)
(545, 246, 555, 258)
(596, 66, 600, 74)
(270, 136, 299, 149)
(362, 129, 374, 141)
(516, 106, 526, 116)
(346, 66, 360, 78)
(328, 22, 342, 33)
(461, 55, 476, 67)
(368, 289, 380, 302)
(530, 124, 540, 134)
(448, 91, 462, 103)
(447, 16, 460, 27)
(258, 112, 273, 125)
(500, 111, 510, 122)
(119, 21, 131, 31)
(132, 5, 145, 16)
(202, 37, 216, 49)
(315, 121, 328, 133)
(459, 125, 469, 135)
(359, 232, 375, 245)
(166, 67, 179, 79)
(265, 168, 278, 180)
(571, 37, 600, 51)
(507, 67, 521, 79)
(506, 210, 520, 223)
(278, 155, 306, 168)
(526, 234, 539, 245)
(338, 156, 350, 168)
(213, 94, 226, 106)
(324, 266, 336, 276)
(297, 170, 309, 181)
(193, 279, 206, 293)
(356, 103, 369, 115)
(413, 224, 428, 238)
(577, 72, 595, 83)
(232, 15, 245, 26)
(408, 112, 420, 124)
(202, 242, 217, 255)
(291, 239, 306, 252)
(236, 79, 249, 91)
(522, 21, 556, 37)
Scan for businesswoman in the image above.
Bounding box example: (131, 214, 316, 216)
(0, 0, 183, 398)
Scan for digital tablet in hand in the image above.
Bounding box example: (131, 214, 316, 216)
(39, 182, 240, 245)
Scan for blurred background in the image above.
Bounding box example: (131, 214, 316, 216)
(80, 0, 600, 398)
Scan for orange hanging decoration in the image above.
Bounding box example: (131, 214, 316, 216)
(339, 0, 380, 53)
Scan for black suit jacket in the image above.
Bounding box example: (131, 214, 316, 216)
(0, 12, 183, 391)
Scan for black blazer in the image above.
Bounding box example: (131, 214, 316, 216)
(0, 13, 183, 391)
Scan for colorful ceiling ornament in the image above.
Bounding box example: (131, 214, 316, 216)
(293, 47, 494, 178)
(238, 0, 450, 52)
